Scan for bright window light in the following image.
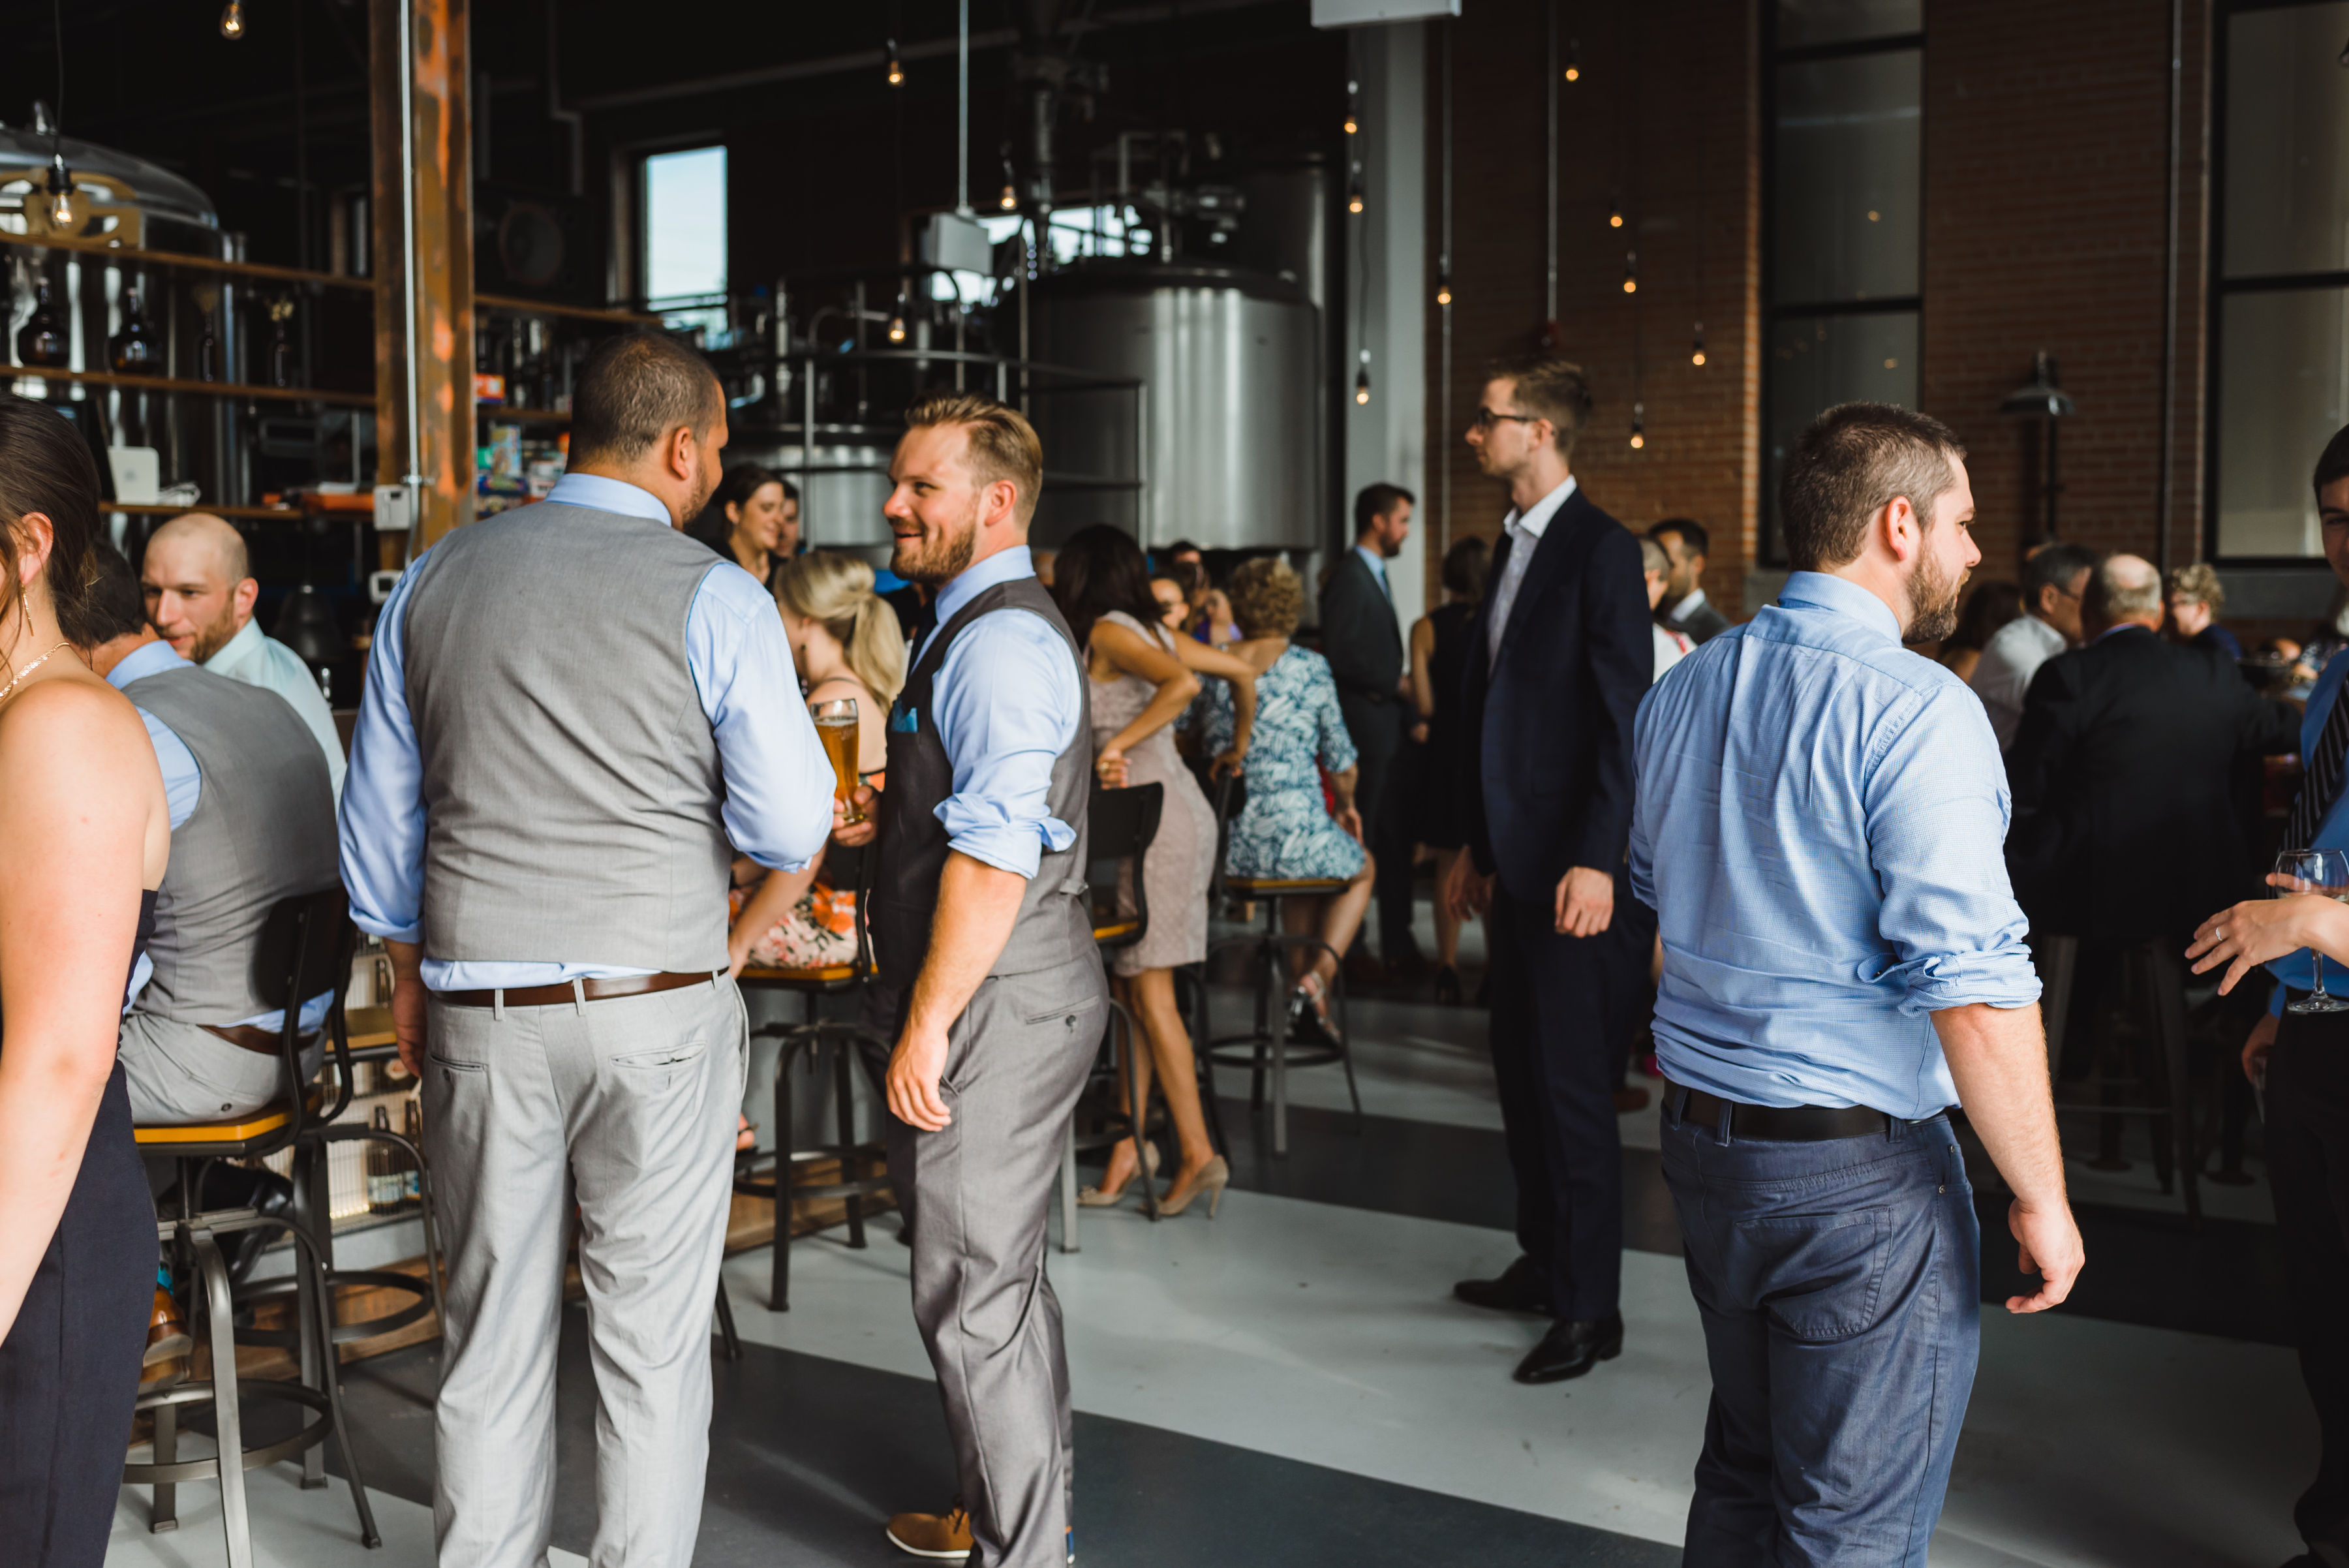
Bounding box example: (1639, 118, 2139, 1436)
(644, 146, 728, 336)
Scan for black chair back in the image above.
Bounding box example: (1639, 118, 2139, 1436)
(1206, 770, 1243, 904)
(249, 887, 359, 1145)
(831, 840, 877, 983)
(1088, 782, 1164, 951)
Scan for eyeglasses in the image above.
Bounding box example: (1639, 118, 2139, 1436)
(1471, 407, 1541, 432)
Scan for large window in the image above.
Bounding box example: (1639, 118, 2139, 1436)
(2212, 3, 2349, 559)
(1762, 0, 1924, 560)
(641, 145, 728, 339)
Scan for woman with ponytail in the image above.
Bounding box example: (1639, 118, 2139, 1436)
(725, 551, 906, 971)
(0, 393, 172, 1563)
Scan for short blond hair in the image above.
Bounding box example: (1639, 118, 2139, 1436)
(904, 392, 1044, 525)
(1228, 555, 1303, 638)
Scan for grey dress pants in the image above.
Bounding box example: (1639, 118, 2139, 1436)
(422, 977, 746, 1568)
(878, 952, 1107, 1568)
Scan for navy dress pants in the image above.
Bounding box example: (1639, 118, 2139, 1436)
(2266, 1004, 2349, 1558)
(1662, 1102, 1980, 1567)
(0, 1064, 155, 1568)
(1484, 880, 1639, 1322)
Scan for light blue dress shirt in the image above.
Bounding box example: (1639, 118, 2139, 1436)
(1629, 570, 2043, 1120)
(918, 545, 1081, 878)
(1352, 543, 1390, 600)
(111, 638, 331, 1033)
(338, 471, 833, 991)
(2266, 646, 2349, 1013)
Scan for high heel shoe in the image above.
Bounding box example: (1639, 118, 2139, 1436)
(1156, 1155, 1231, 1219)
(1433, 964, 1462, 1006)
(1078, 1140, 1159, 1207)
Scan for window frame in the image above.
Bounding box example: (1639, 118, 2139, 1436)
(625, 137, 731, 318)
(1758, 4, 1927, 564)
(2204, 0, 2349, 564)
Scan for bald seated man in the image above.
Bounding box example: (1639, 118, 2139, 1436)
(142, 512, 345, 796)
(2005, 551, 2299, 955)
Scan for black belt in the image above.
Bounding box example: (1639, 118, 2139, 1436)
(1663, 1079, 1911, 1142)
(440, 971, 718, 1010)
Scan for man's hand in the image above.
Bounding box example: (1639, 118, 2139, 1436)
(1409, 721, 1430, 745)
(2243, 1009, 2279, 1088)
(1443, 853, 1493, 921)
(2004, 1198, 2085, 1314)
(386, 941, 428, 1078)
(886, 1020, 953, 1131)
(1554, 865, 1614, 937)
(832, 786, 878, 848)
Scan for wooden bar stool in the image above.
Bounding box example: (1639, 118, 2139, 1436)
(126, 887, 380, 1564)
(1060, 781, 1165, 1250)
(728, 843, 893, 1312)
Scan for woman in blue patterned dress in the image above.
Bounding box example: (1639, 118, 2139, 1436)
(1188, 556, 1374, 1045)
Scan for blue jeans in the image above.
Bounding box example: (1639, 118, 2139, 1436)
(1662, 1101, 1980, 1566)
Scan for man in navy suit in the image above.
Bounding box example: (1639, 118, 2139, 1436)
(1443, 349, 1653, 1383)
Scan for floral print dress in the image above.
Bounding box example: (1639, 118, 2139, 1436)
(1188, 644, 1365, 882)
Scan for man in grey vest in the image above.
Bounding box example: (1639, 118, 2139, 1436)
(68, 542, 337, 1125)
(338, 332, 835, 1567)
(833, 394, 1105, 1568)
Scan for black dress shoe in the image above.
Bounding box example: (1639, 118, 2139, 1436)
(1512, 1313, 1624, 1383)
(1452, 1254, 1552, 1315)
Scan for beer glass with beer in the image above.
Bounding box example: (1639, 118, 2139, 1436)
(813, 698, 865, 825)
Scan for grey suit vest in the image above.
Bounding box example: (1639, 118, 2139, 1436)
(869, 576, 1094, 983)
(399, 500, 731, 970)
(121, 662, 338, 1024)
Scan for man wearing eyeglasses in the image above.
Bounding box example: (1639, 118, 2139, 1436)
(1967, 540, 2097, 749)
(1443, 350, 1653, 1385)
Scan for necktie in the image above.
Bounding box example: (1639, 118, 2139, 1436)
(2286, 684, 2349, 851)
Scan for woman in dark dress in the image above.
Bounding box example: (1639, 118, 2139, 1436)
(686, 463, 799, 592)
(1407, 536, 1488, 1005)
(0, 393, 172, 1567)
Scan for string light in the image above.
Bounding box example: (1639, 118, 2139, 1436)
(1355, 348, 1372, 405)
(1000, 151, 1018, 211)
(1629, 402, 1646, 450)
(1347, 167, 1365, 215)
(1436, 277, 1452, 308)
(1344, 79, 1359, 136)
(1343, 111, 1359, 135)
(886, 37, 904, 86)
(1622, 249, 1638, 294)
(1564, 38, 1581, 82)
(1608, 201, 1623, 230)
(219, 0, 245, 39)
(887, 305, 908, 343)
(1691, 322, 1707, 367)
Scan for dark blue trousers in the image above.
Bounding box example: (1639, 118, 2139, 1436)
(1662, 1101, 1980, 1566)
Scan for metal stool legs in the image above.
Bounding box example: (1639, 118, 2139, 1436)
(1205, 892, 1364, 1155)
(762, 1020, 892, 1312)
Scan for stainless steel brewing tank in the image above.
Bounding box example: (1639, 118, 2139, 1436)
(1028, 260, 1320, 551)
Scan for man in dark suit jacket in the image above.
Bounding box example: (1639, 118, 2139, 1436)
(1443, 350, 1653, 1384)
(1650, 518, 1730, 644)
(2006, 551, 2298, 945)
(1323, 483, 1419, 972)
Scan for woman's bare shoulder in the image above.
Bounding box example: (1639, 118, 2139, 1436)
(0, 674, 155, 792)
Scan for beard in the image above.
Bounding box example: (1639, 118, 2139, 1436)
(187, 605, 240, 662)
(893, 500, 981, 585)
(1903, 546, 1965, 646)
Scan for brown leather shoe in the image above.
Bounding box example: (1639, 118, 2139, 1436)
(885, 1499, 974, 1560)
(142, 1287, 191, 1389)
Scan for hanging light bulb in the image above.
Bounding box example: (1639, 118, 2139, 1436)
(1622, 249, 1638, 294)
(1564, 38, 1581, 83)
(219, 0, 246, 39)
(44, 155, 75, 232)
(1691, 322, 1707, 367)
(1436, 275, 1452, 308)
(1000, 153, 1019, 211)
(1343, 111, 1359, 135)
(1348, 167, 1366, 215)
(1629, 403, 1646, 450)
(1608, 201, 1623, 230)
(886, 37, 904, 86)
(1355, 348, 1373, 405)
(887, 309, 907, 344)
(1345, 78, 1359, 134)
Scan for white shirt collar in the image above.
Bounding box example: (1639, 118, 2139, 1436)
(1502, 476, 1578, 541)
(1353, 543, 1388, 584)
(545, 471, 675, 528)
(1668, 585, 1710, 624)
(204, 617, 265, 675)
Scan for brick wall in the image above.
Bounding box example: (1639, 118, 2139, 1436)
(1421, 0, 2213, 623)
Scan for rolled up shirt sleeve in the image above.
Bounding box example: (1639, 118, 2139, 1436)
(686, 565, 837, 872)
(338, 563, 428, 944)
(932, 609, 1081, 878)
(1863, 684, 2044, 1015)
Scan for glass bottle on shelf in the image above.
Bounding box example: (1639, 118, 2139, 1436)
(108, 286, 158, 374)
(366, 1106, 399, 1213)
(15, 280, 68, 368)
(192, 283, 221, 382)
(403, 1098, 423, 1205)
(268, 297, 295, 388)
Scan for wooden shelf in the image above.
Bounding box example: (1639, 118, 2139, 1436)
(476, 292, 659, 326)
(101, 502, 320, 520)
(6, 361, 373, 408)
(0, 228, 374, 293)
(475, 405, 568, 423)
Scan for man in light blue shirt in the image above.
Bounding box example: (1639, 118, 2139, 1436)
(833, 393, 1104, 1568)
(338, 333, 833, 1568)
(1631, 402, 2081, 1565)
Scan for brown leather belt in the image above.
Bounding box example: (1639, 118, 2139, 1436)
(1663, 1079, 1911, 1142)
(202, 1024, 286, 1057)
(439, 970, 718, 1010)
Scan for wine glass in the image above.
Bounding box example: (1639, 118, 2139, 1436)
(2274, 848, 2349, 1015)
